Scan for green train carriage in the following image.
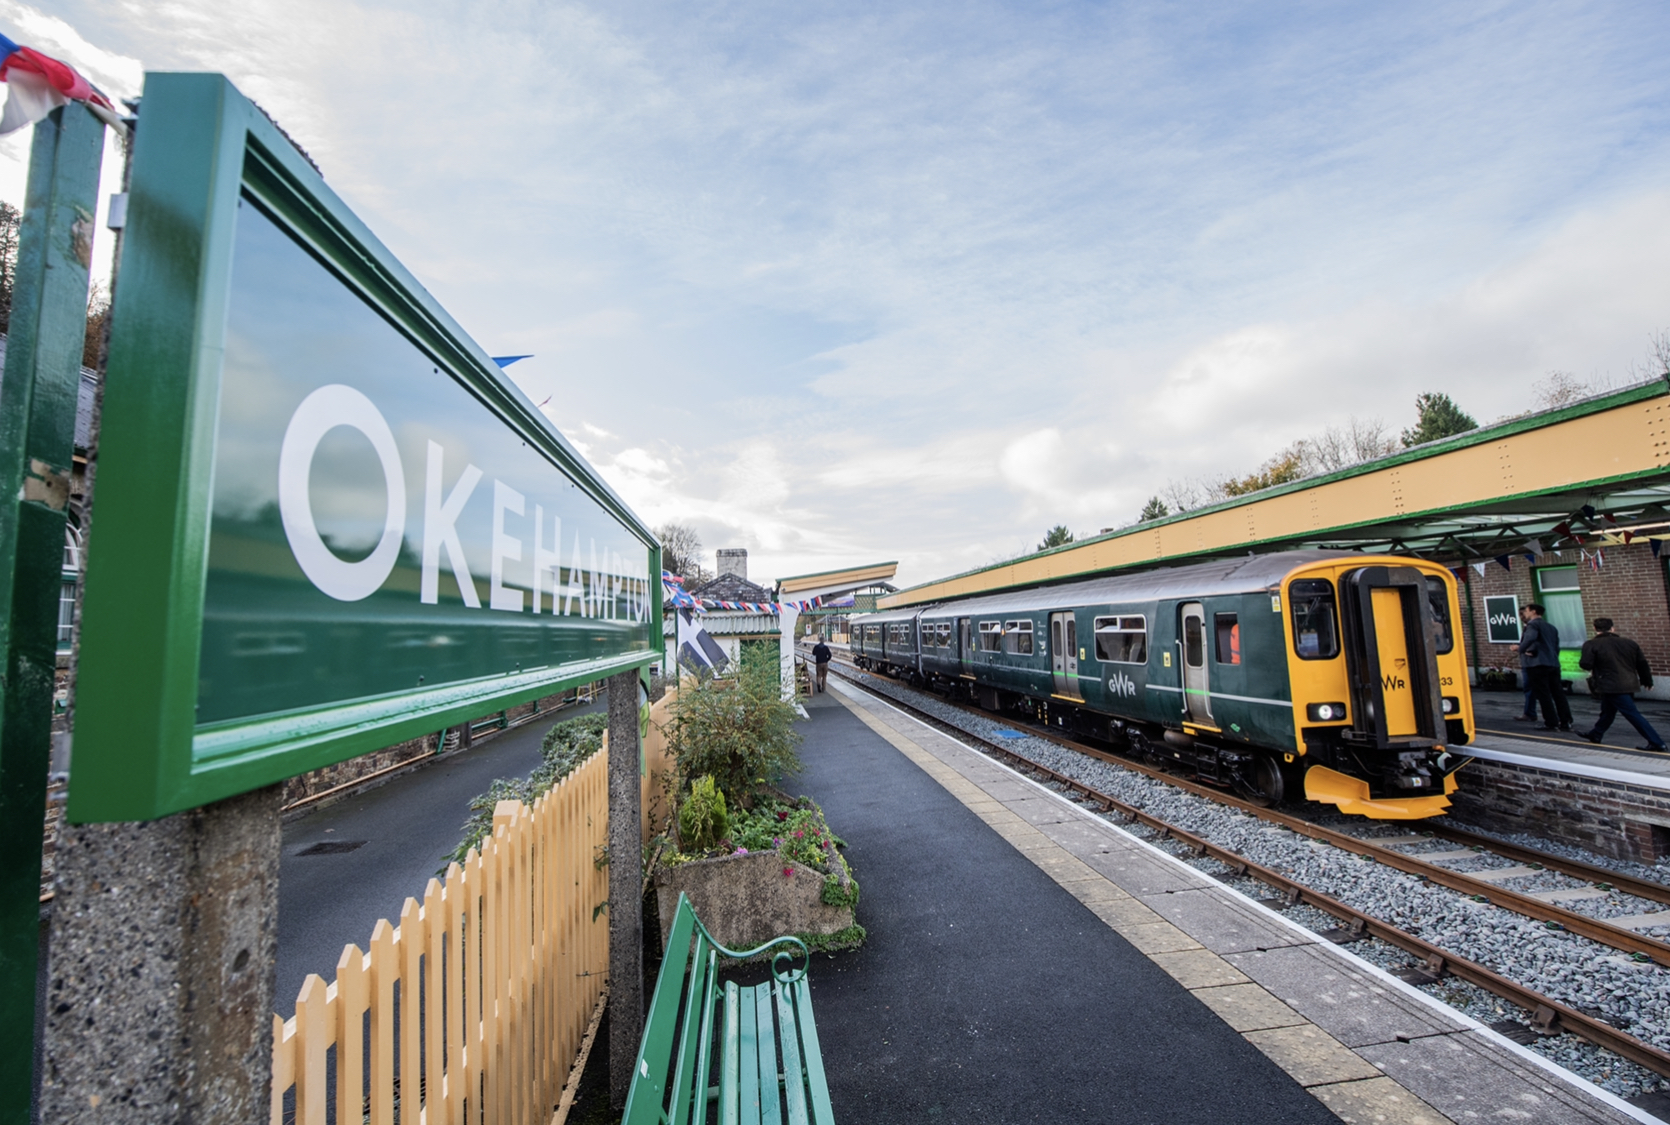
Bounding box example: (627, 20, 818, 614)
(852, 550, 1474, 820)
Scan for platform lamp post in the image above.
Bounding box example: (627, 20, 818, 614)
(0, 102, 105, 1122)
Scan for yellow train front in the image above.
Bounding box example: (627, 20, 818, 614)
(1282, 555, 1474, 818)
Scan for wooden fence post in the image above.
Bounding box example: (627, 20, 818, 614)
(606, 669, 644, 1107)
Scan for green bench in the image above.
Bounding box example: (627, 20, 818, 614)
(623, 892, 836, 1125)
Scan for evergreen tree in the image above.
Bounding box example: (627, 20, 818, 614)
(1138, 496, 1168, 522)
(1038, 524, 1075, 551)
(1400, 392, 1477, 447)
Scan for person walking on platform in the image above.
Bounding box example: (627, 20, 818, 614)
(1519, 603, 1573, 731)
(811, 636, 832, 693)
(1579, 619, 1667, 751)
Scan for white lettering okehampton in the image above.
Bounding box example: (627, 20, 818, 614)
(277, 384, 407, 602)
(276, 385, 653, 619)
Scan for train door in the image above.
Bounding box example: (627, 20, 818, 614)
(1339, 566, 1444, 746)
(958, 617, 972, 675)
(1180, 602, 1213, 725)
(1050, 611, 1079, 697)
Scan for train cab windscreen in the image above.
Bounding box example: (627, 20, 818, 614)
(1290, 579, 1340, 659)
(1424, 576, 1454, 654)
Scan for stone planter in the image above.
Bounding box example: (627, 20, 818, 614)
(655, 850, 854, 951)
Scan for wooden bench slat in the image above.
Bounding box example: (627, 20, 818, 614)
(721, 981, 742, 1125)
(754, 985, 782, 1125)
(787, 977, 836, 1125)
(738, 983, 762, 1125)
(690, 949, 722, 1125)
(667, 942, 714, 1125)
(622, 904, 698, 1125)
(773, 980, 810, 1125)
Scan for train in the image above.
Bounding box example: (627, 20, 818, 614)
(849, 550, 1474, 819)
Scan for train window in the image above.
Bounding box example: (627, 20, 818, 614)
(1214, 614, 1241, 665)
(1183, 615, 1204, 667)
(1004, 620, 1035, 655)
(936, 622, 952, 647)
(1093, 616, 1147, 663)
(1424, 576, 1454, 654)
(920, 622, 935, 648)
(979, 621, 1003, 651)
(1289, 578, 1339, 659)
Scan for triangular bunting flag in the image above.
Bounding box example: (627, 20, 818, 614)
(1495, 555, 1511, 571)
(1471, 562, 1487, 577)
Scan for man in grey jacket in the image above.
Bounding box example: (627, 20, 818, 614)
(1579, 618, 1666, 751)
(1518, 603, 1572, 731)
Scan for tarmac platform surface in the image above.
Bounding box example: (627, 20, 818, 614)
(778, 678, 1652, 1124)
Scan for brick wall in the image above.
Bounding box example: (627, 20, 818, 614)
(1451, 541, 1670, 699)
(1448, 758, 1670, 864)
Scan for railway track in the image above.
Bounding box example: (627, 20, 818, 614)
(828, 662, 1670, 1081)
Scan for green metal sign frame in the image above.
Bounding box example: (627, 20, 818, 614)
(71, 73, 661, 822)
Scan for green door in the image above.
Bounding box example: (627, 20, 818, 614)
(1535, 566, 1585, 679)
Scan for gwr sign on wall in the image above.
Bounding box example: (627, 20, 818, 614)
(70, 73, 660, 821)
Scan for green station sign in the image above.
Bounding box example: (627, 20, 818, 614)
(70, 74, 660, 821)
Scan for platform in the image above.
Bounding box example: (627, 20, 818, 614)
(785, 677, 1653, 1124)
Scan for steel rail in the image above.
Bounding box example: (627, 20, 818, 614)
(1425, 823, 1670, 908)
(831, 658, 1670, 965)
(830, 666, 1670, 1078)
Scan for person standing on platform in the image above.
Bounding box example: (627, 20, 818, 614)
(1579, 618, 1667, 751)
(811, 636, 832, 693)
(1518, 603, 1573, 731)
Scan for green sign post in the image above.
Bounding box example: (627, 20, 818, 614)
(0, 103, 106, 1125)
(71, 73, 661, 822)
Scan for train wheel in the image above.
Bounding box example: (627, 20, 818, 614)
(1127, 729, 1158, 764)
(1242, 756, 1285, 807)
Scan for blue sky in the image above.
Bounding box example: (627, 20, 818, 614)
(9, 1, 1670, 587)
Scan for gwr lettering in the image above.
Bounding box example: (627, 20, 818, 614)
(278, 388, 651, 619)
(1381, 673, 1407, 691)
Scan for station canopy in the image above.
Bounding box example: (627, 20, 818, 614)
(776, 561, 898, 606)
(881, 378, 1670, 609)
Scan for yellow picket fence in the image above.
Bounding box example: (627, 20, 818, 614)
(270, 747, 610, 1124)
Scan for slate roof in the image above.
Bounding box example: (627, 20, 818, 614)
(687, 572, 774, 603)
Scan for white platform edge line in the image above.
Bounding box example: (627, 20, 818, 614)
(830, 678, 1665, 1125)
(1465, 743, 1670, 791)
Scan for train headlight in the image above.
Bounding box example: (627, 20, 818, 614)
(1307, 702, 1347, 721)
(1441, 696, 1459, 715)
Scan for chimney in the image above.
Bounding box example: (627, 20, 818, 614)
(715, 548, 748, 581)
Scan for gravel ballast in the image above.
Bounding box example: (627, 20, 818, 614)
(839, 669, 1670, 1099)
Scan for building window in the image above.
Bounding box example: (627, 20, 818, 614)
(1214, 613, 1240, 665)
(978, 621, 1003, 651)
(1093, 616, 1147, 663)
(57, 580, 76, 652)
(1003, 620, 1034, 655)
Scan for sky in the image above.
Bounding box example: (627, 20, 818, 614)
(9, 1, 1670, 590)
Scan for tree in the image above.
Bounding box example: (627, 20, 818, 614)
(1038, 524, 1075, 551)
(0, 200, 20, 337)
(83, 281, 109, 370)
(1138, 496, 1168, 522)
(1400, 392, 1476, 448)
(1221, 450, 1304, 497)
(654, 522, 709, 583)
(668, 644, 802, 810)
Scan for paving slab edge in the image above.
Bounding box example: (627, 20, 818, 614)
(829, 679, 1665, 1125)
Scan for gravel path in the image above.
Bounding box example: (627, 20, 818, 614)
(840, 669, 1670, 1099)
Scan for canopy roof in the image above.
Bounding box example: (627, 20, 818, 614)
(881, 378, 1670, 609)
(775, 560, 898, 602)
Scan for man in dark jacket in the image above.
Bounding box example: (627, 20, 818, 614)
(1518, 603, 1572, 731)
(1579, 618, 1666, 751)
(811, 636, 832, 693)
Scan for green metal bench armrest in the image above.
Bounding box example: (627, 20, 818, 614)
(688, 914, 810, 984)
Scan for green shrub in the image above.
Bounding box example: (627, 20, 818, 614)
(669, 645, 802, 806)
(729, 798, 858, 908)
(442, 711, 608, 868)
(678, 775, 731, 852)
